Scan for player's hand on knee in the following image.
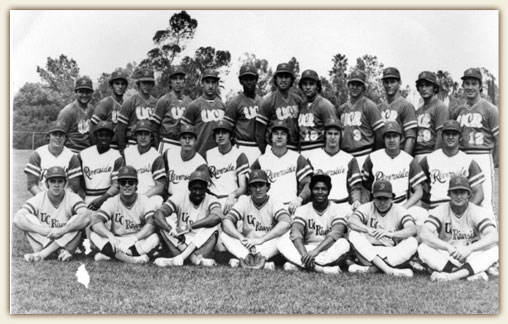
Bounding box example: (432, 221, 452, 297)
(109, 237, 122, 253)
(451, 245, 472, 262)
(88, 197, 106, 211)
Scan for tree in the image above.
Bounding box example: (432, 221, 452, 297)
(36, 54, 80, 105)
(479, 67, 498, 105)
(328, 53, 349, 106)
(91, 62, 139, 103)
(353, 55, 384, 104)
(238, 53, 273, 97)
(435, 70, 455, 104)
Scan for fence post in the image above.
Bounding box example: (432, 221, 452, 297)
(32, 132, 35, 150)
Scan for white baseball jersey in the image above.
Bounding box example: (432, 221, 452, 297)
(164, 191, 221, 228)
(164, 151, 206, 196)
(77, 146, 124, 199)
(21, 191, 86, 228)
(205, 146, 249, 198)
(24, 145, 82, 192)
(251, 149, 312, 204)
(425, 202, 496, 245)
(292, 202, 349, 245)
(419, 149, 486, 207)
(362, 150, 426, 203)
(352, 202, 415, 246)
(225, 195, 290, 238)
(96, 194, 156, 236)
(124, 146, 166, 196)
(307, 149, 362, 203)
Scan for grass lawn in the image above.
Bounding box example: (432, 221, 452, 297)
(9, 150, 499, 314)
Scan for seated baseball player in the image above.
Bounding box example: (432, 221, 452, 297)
(347, 179, 418, 277)
(123, 119, 167, 207)
(418, 175, 498, 281)
(24, 121, 82, 196)
(221, 169, 290, 270)
(153, 168, 223, 267)
(89, 165, 160, 264)
(13, 166, 91, 262)
(251, 119, 312, 214)
(277, 172, 351, 274)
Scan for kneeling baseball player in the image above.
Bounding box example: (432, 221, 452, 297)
(347, 179, 418, 277)
(277, 172, 351, 274)
(89, 166, 160, 264)
(153, 168, 223, 267)
(418, 175, 498, 281)
(221, 169, 291, 270)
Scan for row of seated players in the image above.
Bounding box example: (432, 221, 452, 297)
(14, 165, 498, 282)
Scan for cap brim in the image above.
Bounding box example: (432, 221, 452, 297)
(249, 179, 268, 185)
(373, 192, 393, 198)
(348, 79, 366, 85)
(449, 186, 471, 193)
(240, 72, 258, 77)
(381, 75, 400, 80)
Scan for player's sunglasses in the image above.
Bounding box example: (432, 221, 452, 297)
(119, 179, 137, 186)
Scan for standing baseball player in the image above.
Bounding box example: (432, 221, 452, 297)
(378, 67, 417, 154)
(221, 169, 291, 270)
(419, 120, 485, 209)
(14, 166, 91, 262)
(337, 70, 385, 169)
(307, 118, 362, 209)
(450, 68, 498, 218)
(205, 120, 249, 213)
(297, 69, 337, 159)
(150, 65, 191, 154)
(164, 124, 207, 197)
(57, 76, 95, 153)
(347, 180, 418, 277)
(90, 69, 129, 149)
(117, 67, 158, 151)
(277, 172, 351, 274)
(418, 175, 498, 281)
(181, 69, 225, 157)
(224, 64, 263, 163)
(251, 119, 313, 214)
(24, 121, 82, 196)
(414, 71, 450, 160)
(89, 165, 160, 264)
(123, 120, 167, 207)
(256, 62, 304, 153)
(153, 169, 223, 267)
(77, 121, 124, 210)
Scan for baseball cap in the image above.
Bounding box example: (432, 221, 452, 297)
(117, 165, 138, 180)
(448, 175, 471, 193)
(441, 120, 462, 134)
(48, 121, 67, 135)
(202, 69, 220, 81)
(239, 64, 258, 78)
(136, 68, 155, 82)
(212, 120, 233, 133)
(324, 118, 343, 131)
(310, 171, 332, 191)
(133, 120, 153, 133)
(416, 71, 437, 85)
(179, 124, 197, 138)
(248, 169, 269, 185)
(300, 69, 320, 82)
(93, 121, 114, 134)
(382, 121, 402, 136)
(188, 169, 210, 186)
(461, 68, 482, 82)
(46, 166, 67, 180)
(274, 63, 294, 78)
(109, 70, 129, 85)
(170, 65, 186, 78)
(382, 67, 401, 80)
(348, 70, 366, 85)
(75, 76, 93, 91)
(271, 119, 290, 133)
(372, 180, 394, 198)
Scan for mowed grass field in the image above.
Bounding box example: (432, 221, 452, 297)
(10, 150, 499, 314)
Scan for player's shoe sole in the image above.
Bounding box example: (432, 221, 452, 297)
(199, 257, 217, 267)
(487, 263, 499, 277)
(467, 272, 489, 281)
(430, 271, 452, 282)
(154, 256, 184, 267)
(229, 258, 240, 268)
(263, 262, 275, 270)
(24, 252, 42, 262)
(283, 262, 300, 272)
(392, 268, 414, 278)
(348, 264, 370, 274)
(318, 266, 341, 274)
(132, 255, 150, 264)
(57, 249, 72, 262)
(94, 252, 111, 261)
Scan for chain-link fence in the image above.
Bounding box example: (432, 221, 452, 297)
(12, 131, 48, 150)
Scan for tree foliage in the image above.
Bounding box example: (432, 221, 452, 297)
(328, 53, 349, 106)
(354, 54, 384, 104)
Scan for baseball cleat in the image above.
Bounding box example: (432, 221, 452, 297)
(283, 262, 300, 272)
(392, 268, 414, 278)
(487, 263, 499, 277)
(94, 252, 111, 261)
(348, 264, 370, 274)
(199, 257, 217, 267)
(467, 272, 489, 282)
(24, 252, 42, 262)
(154, 255, 184, 267)
(229, 258, 240, 268)
(319, 266, 341, 274)
(133, 255, 150, 264)
(430, 271, 452, 282)
(57, 249, 73, 262)
(263, 262, 275, 270)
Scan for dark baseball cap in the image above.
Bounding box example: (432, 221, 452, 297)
(274, 63, 294, 78)
(117, 165, 138, 180)
(48, 121, 67, 135)
(300, 69, 320, 82)
(416, 71, 437, 85)
(382, 121, 402, 136)
(348, 70, 366, 85)
(202, 69, 220, 81)
(179, 124, 197, 138)
(109, 70, 129, 85)
(310, 171, 332, 191)
(448, 175, 471, 193)
(212, 120, 233, 133)
(461, 68, 482, 82)
(248, 169, 269, 185)
(382, 67, 401, 80)
(46, 166, 67, 180)
(271, 119, 290, 133)
(188, 169, 210, 186)
(324, 118, 343, 131)
(170, 65, 186, 78)
(134, 120, 153, 133)
(93, 121, 114, 134)
(75, 76, 93, 91)
(441, 120, 462, 134)
(239, 64, 258, 77)
(137, 68, 155, 82)
(372, 180, 394, 198)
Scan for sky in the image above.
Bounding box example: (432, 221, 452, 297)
(10, 10, 499, 103)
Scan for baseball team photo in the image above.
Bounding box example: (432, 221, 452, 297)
(10, 9, 499, 314)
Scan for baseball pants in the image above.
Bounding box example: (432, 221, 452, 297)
(24, 213, 83, 251)
(90, 232, 160, 255)
(163, 216, 219, 249)
(220, 231, 282, 259)
(469, 153, 495, 220)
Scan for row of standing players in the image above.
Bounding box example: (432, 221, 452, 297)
(16, 63, 498, 280)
